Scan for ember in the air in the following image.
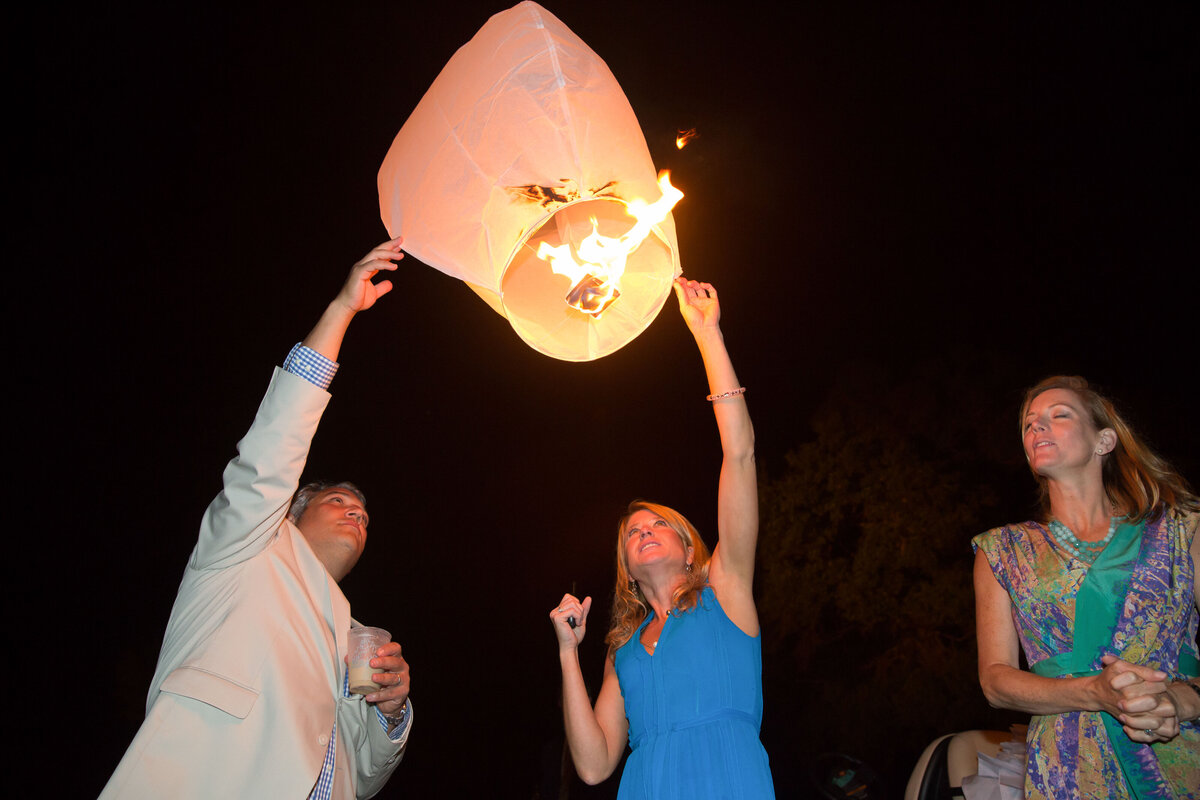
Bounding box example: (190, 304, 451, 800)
(675, 129, 698, 149)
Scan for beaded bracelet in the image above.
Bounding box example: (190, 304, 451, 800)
(707, 387, 746, 402)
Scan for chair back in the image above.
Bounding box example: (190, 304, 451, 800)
(904, 730, 1012, 800)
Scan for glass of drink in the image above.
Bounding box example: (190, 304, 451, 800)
(347, 626, 391, 695)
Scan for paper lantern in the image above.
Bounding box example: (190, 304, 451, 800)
(378, 1, 681, 361)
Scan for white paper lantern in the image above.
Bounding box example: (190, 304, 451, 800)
(378, 1, 681, 361)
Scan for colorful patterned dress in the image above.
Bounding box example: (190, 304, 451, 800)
(973, 509, 1200, 799)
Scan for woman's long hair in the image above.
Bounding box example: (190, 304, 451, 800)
(605, 501, 712, 656)
(1020, 376, 1198, 522)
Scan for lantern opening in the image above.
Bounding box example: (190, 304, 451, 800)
(498, 196, 676, 360)
(533, 171, 682, 320)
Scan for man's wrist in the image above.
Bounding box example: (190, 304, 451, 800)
(283, 343, 339, 389)
(382, 698, 410, 731)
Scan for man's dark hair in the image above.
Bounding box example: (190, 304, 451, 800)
(287, 481, 367, 524)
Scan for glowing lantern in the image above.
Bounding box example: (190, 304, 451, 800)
(378, 1, 682, 361)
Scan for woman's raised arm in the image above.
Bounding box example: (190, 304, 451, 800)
(674, 279, 758, 632)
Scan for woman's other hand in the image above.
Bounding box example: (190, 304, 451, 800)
(550, 593, 592, 650)
(1118, 691, 1181, 743)
(1097, 654, 1179, 740)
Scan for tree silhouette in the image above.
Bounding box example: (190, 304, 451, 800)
(756, 358, 1028, 790)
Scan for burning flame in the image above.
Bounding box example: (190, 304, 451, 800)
(675, 129, 698, 149)
(538, 171, 683, 317)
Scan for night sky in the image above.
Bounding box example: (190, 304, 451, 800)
(22, 2, 1196, 796)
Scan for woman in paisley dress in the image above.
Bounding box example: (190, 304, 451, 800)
(973, 376, 1200, 799)
(549, 277, 774, 799)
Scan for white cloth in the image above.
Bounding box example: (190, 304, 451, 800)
(961, 729, 1026, 800)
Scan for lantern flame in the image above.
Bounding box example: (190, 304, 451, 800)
(538, 171, 683, 317)
(675, 129, 698, 149)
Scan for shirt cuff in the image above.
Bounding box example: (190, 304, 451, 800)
(283, 343, 339, 390)
(377, 699, 412, 741)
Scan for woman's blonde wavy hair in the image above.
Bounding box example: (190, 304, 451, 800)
(1020, 376, 1198, 522)
(605, 501, 712, 657)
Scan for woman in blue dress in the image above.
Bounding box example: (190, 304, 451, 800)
(550, 277, 774, 799)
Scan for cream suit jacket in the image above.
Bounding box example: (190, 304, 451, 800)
(101, 368, 408, 799)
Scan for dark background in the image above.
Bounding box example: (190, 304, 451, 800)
(18, 1, 1196, 796)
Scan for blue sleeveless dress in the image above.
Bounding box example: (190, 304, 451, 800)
(613, 586, 775, 799)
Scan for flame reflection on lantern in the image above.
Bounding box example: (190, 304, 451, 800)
(535, 171, 683, 318)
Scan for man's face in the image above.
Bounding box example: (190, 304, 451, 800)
(296, 488, 370, 569)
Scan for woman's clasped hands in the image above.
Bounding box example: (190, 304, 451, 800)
(1099, 654, 1181, 743)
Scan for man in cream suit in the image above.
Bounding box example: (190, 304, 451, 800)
(102, 238, 412, 799)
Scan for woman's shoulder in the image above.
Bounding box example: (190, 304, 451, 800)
(1166, 505, 1200, 523)
(1161, 506, 1200, 542)
(676, 584, 738, 618)
(972, 520, 1041, 553)
(675, 584, 719, 615)
(691, 583, 761, 638)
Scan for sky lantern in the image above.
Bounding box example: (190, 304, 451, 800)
(378, 1, 682, 361)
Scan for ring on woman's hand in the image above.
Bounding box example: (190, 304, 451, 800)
(1144, 728, 1154, 736)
